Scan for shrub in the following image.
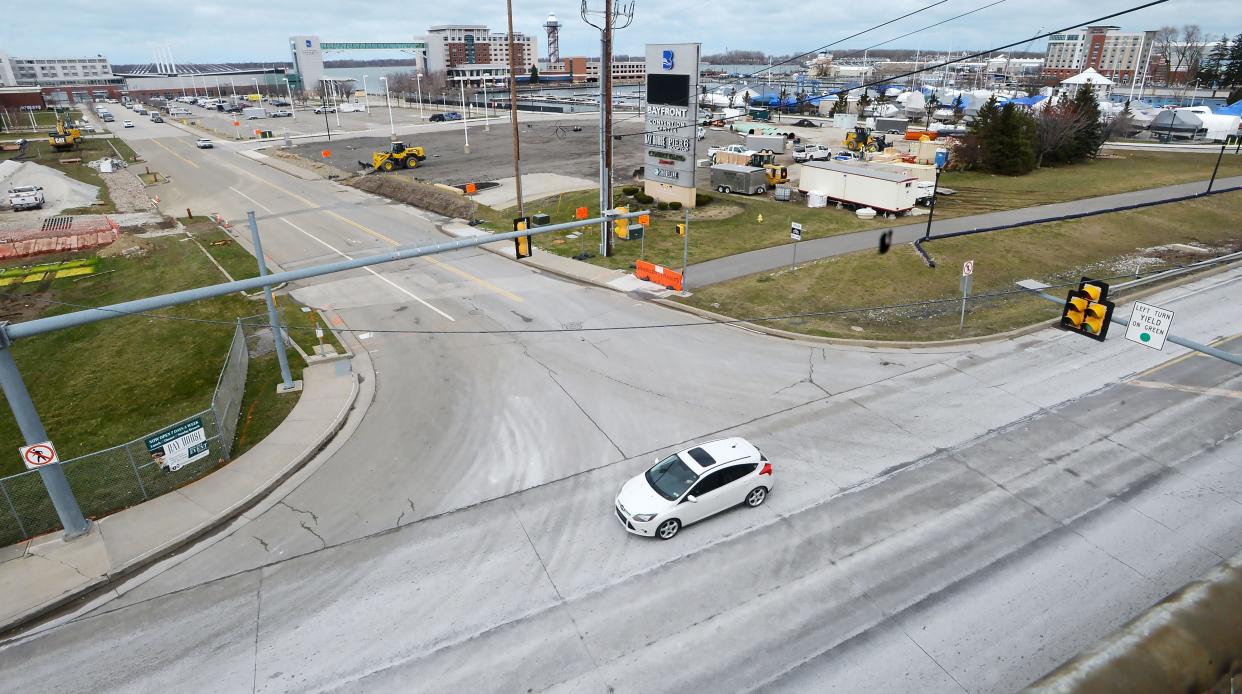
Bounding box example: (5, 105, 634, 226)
(669, 201, 683, 210)
(694, 193, 712, 206)
(635, 193, 654, 204)
(657, 201, 669, 210)
(622, 185, 639, 196)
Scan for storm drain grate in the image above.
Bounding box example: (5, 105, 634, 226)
(40, 216, 74, 233)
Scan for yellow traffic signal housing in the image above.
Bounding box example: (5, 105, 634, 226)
(613, 206, 629, 240)
(676, 223, 686, 237)
(513, 216, 532, 259)
(1060, 278, 1114, 341)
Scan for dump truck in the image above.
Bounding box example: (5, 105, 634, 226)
(362, 141, 427, 172)
(710, 164, 769, 195)
(798, 160, 920, 215)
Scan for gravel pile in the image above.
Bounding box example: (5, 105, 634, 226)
(100, 170, 156, 213)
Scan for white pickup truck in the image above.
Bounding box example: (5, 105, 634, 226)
(793, 144, 832, 163)
(7, 185, 45, 211)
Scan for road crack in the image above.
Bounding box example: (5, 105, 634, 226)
(278, 500, 319, 526)
(299, 521, 328, 549)
(252, 536, 271, 553)
(519, 341, 627, 458)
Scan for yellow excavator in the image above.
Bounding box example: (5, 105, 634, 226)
(47, 118, 82, 152)
(363, 141, 426, 172)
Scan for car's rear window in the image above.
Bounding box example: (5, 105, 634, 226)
(646, 455, 697, 501)
(686, 447, 716, 468)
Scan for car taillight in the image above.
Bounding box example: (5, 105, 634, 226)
(760, 463, 772, 476)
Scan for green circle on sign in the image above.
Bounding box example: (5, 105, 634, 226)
(1140, 332, 1151, 342)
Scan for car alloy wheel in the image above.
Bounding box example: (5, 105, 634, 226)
(656, 519, 680, 540)
(746, 487, 767, 507)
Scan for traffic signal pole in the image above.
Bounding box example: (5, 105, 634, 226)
(0, 334, 89, 539)
(1027, 288, 1242, 367)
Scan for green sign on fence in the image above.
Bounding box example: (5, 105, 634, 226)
(145, 418, 209, 472)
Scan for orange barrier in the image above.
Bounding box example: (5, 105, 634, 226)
(904, 130, 938, 140)
(634, 259, 683, 291)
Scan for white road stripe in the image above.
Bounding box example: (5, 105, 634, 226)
(228, 186, 454, 321)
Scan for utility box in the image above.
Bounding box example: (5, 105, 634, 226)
(531, 213, 551, 226)
(710, 164, 770, 195)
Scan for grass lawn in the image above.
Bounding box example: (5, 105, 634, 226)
(680, 190, 1242, 342)
(474, 151, 1242, 273)
(934, 150, 1242, 218)
(477, 188, 888, 272)
(0, 231, 329, 541)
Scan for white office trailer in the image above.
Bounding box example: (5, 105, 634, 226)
(798, 160, 921, 215)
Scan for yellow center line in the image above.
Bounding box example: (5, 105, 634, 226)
(1131, 330, 1242, 379)
(150, 138, 199, 169)
(237, 168, 523, 303)
(1127, 380, 1242, 400)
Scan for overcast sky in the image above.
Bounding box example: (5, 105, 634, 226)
(2, 0, 1239, 64)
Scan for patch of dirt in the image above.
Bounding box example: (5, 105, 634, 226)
(270, 148, 350, 178)
(684, 202, 745, 221)
(97, 232, 160, 257)
(0, 289, 52, 322)
(100, 170, 156, 213)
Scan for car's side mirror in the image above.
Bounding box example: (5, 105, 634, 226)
(686, 495, 698, 503)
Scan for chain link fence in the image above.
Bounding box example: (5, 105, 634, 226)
(0, 320, 251, 546)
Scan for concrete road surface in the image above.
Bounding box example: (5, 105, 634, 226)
(2, 119, 1240, 692)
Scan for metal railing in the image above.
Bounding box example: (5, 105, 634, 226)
(0, 321, 250, 545)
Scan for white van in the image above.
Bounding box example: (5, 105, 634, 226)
(339, 102, 366, 113)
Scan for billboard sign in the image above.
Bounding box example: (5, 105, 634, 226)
(644, 43, 700, 191)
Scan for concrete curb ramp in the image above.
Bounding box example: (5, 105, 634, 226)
(0, 360, 360, 633)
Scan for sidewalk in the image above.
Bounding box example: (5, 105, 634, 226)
(685, 174, 1242, 288)
(0, 360, 360, 632)
(440, 219, 675, 296)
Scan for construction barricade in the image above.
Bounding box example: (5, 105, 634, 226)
(634, 259, 683, 291)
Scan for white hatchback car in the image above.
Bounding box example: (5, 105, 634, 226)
(122, 120, 134, 128)
(615, 437, 772, 540)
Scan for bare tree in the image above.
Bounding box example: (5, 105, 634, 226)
(1034, 99, 1089, 168)
(1154, 26, 1179, 86)
(1173, 24, 1204, 87)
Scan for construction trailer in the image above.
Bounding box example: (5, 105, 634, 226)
(798, 160, 920, 215)
(710, 164, 770, 195)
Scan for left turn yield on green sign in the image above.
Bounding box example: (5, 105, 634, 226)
(20, 441, 59, 470)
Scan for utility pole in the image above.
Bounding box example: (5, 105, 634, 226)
(582, 0, 635, 257)
(507, 0, 525, 218)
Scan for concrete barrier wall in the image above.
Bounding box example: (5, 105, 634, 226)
(1030, 552, 1242, 693)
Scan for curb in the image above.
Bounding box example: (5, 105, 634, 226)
(0, 365, 362, 635)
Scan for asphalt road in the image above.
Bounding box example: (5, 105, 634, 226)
(2, 118, 1240, 692)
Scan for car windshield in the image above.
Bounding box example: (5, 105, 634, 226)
(645, 454, 697, 500)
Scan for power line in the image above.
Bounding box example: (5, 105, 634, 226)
(10, 253, 1233, 337)
(618, 0, 1170, 141)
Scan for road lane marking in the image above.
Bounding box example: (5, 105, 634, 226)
(229, 186, 454, 321)
(1131, 331, 1242, 379)
(150, 138, 199, 169)
(235, 168, 521, 302)
(1127, 380, 1242, 400)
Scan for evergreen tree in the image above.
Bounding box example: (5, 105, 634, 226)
(529, 66, 540, 83)
(1225, 34, 1242, 87)
(985, 103, 1037, 175)
(1068, 84, 1103, 159)
(966, 96, 1000, 170)
(1201, 35, 1230, 85)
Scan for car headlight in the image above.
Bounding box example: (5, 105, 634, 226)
(632, 513, 657, 522)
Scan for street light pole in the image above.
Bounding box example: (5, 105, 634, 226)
(1208, 141, 1227, 193)
(331, 81, 341, 128)
(228, 77, 237, 97)
(483, 79, 489, 131)
(382, 76, 395, 139)
(284, 78, 296, 119)
(923, 164, 943, 240)
(363, 74, 371, 113)
(251, 78, 259, 101)
(460, 80, 470, 153)
(416, 73, 424, 119)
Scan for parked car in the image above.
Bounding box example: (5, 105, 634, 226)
(122, 120, 134, 128)
(7, 185, 45, 211)
(269, 99, 290, 107)
(793, 144, 832, 162)
(195, 138, 214, 149)
(429, 111, 462, 122)
(614, 437, 772, 540)
(150, 114, 164, 123)
(313, 105, 336, 114)
(707, 143, 749, 158)
(270, 110, 294, 118)
(792, 118, 820, 128)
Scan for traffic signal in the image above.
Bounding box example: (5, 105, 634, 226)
(676, 223, 686, 237)
(513, 217, 532, 259)
(1060, 278, 1115, 341)
(613, 206, 629, 239)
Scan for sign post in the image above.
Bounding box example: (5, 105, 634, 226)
(790, 222, 803, 270)
(1125, 301, 1174, 350)
(959, 259, 974, 331)
(20, 441, 59, 470)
